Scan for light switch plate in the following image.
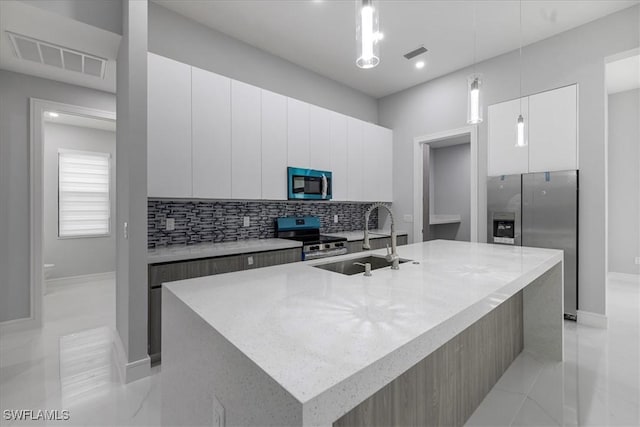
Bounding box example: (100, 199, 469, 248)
(243, 216, 250, 227)
(334, 215, 339, 223)
(166, 218, 175, 231)
(247, 256, 254, 266)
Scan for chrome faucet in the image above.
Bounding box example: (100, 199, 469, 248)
(363, 202, 400, 270)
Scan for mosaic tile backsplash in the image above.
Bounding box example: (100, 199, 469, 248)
(148, 199, 380, 248)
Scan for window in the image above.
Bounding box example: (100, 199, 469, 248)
(58, 149, 111, 238)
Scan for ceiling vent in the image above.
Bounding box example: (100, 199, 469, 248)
(7, 31, 107, 79)
(403, 46, 428, 60)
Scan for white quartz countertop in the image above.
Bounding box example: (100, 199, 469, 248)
(147, 238, 302, 264)
(165, 240, 562, 423)
(324, 229, 409, 242)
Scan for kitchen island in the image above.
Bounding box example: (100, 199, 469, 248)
(161, 240, 563, 426)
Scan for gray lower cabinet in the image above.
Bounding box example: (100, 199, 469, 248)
(148, 247, 301, 364)
(347, 235, 409, 253)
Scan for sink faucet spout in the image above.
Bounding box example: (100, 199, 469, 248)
(363, 202, 400, 270)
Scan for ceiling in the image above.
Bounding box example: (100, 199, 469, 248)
(0, 1, 120, 93)
(606, 54, 640, 94)
(154, 0, 639, 98)
(44, 111, 116, 132)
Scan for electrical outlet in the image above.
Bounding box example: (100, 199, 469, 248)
(123, 222, 128, 239)
(635, 257, 640, 265)
(403, 214, 413, 223)
(247, 256, 254, 266)
(166, 218, 175, 231)
(243, 216, 250, 227)
(212, 396, 225, 427)
(334, 214, 339, 223)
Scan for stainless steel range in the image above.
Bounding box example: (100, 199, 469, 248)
(276, 216, 347, 260)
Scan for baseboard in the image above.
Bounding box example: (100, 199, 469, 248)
(0, 315, 40, 334)
(577, 310, 608, 329)
(46, 271, 115, 293)
(111, 329, 151, 384)
(608, 272, 640, 283)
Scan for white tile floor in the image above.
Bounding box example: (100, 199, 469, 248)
(1, 274, 638, 426)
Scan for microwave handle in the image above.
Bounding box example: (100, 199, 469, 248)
(321, 174, 327, 199)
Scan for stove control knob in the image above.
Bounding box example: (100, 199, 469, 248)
(325, 244, 330, 249)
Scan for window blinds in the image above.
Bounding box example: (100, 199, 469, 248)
(58, 149, 111, 237)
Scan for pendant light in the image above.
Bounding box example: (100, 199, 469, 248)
(356, 0, 381, 69)
(467, 3, 483, 124)
(516, 0, 527, 147)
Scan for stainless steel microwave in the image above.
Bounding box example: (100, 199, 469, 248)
(287, 167, 332, 200)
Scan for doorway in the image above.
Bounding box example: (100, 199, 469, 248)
(30, 99, 116, 329)
(413, 126, 479, 243)
(605, 50, 640, 280)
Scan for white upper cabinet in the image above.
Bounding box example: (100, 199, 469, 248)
(147, 53, 192, 197)
(261, 90, 288, 200)
(231, 80, 262, 199)
(147, 55, 394, 203)
(488, 97, 529, 176)
(488, 85, 578, 176)
(378, 126, 394, 202)
(528, 85, 578, 173)
(363, 123, 393, 202)
(347, 118, 364, 202)
(330, 112, 348, 201)
(191, 67, 231, 199)
(287, 98, 310, 169)
(309, 105, 332, 172)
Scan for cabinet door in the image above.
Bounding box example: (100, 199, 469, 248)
(347, 118, 364, 201)
(363, 123, 393, 202)
(191, 67, 231, 199)
(330, 112, 348, 201)
(379, 127, 393, 202)
(528, 85, 578, 172)
(287, 98, 310, 168)
(488, 97, 529, 176)
(147, 53, 192, 197)
(362, 123, 378, 202)
(261, 90, 288, 200)
(309, 105, 332, 171)
(231, 80, 262, 199)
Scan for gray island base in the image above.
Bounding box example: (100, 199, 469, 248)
(161, 240, 563, 426)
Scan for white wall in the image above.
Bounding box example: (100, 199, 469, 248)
(147, 2, 378, 124)
(608, 89, 640, 275)
(43, 123, 116, 279)
(21, 0, 122, 35)
(430, 144, 471, 242)
(378, 5, 640, 317)
(0, 70, 115, 323)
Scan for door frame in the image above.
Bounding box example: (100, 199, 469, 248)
(24, 98, 116, 330)
(413, 126, 479, 243)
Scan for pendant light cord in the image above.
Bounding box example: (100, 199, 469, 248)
(473, 1, 477, 75)
(519, 0, 523, 113)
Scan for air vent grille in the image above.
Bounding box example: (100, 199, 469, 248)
(7, 31, 107, 79)
(403, 46, 428, 60)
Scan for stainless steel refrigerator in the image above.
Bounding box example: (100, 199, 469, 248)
(488, 171, 579, 319)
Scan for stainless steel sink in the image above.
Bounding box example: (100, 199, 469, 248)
(313, 255, 411, 276)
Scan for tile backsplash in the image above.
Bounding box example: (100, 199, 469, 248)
(148, 199, 380, 248)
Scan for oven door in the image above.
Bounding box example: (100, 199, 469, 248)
(288, 167, 332, 200)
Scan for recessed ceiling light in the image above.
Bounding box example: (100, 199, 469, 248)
(415, 61, 425, 69)
(46, 111, 59, 118)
